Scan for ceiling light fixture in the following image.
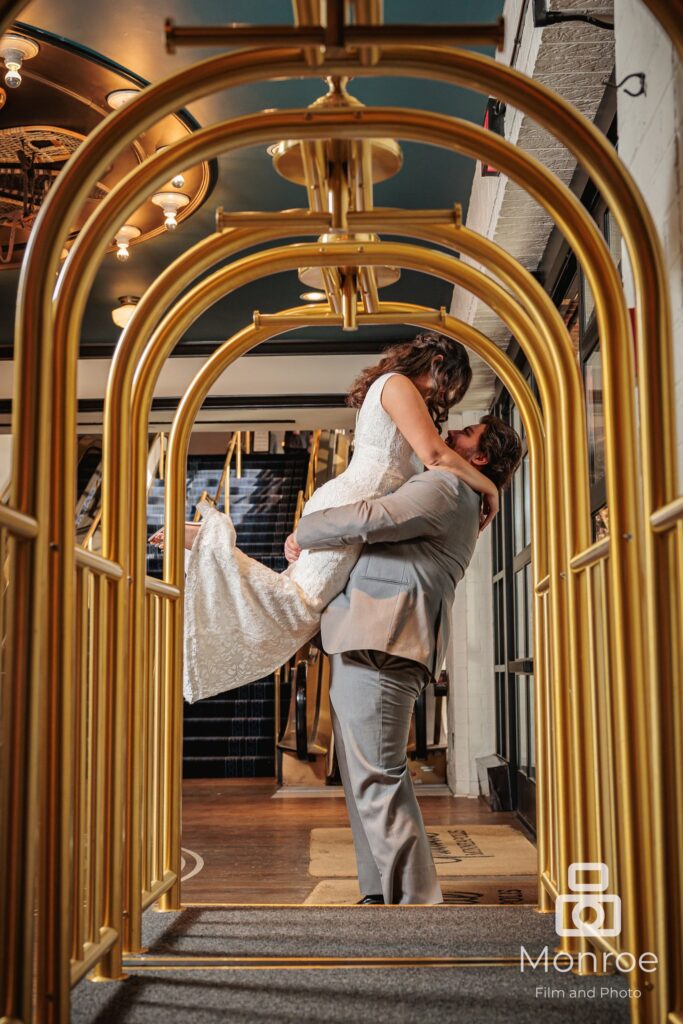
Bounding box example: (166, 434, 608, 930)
(111, 296, 140, 329)
(113, 224, 141, 261)
(0, 34, 39, 90)
(106, 88, 140, 110)
(300, 291, 327, 302)
(151, 190, 190, 230)
(155, 145, 186, 189)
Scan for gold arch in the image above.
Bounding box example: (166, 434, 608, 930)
(0, 14, 679, 1024)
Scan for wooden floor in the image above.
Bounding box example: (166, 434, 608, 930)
(181, 779, 534, 904)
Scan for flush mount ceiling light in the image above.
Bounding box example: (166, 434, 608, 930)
(106, 87, 140, 110)
(300, 291, 327, 302)
(155, 145, 186, 189)
(113, 224, 141, 261)
(111, 295, 140, 329)
(151, 190, 190, 230)
(0, 34, 39, 89)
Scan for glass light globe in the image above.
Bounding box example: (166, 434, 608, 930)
(4, 63, 20, 88)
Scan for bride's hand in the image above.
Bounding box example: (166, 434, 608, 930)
(284, 533, 302, 563)
(479, 490, 499, 532)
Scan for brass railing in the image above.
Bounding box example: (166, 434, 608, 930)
(139, 577, 181, 912)
(70, 548, 123, 986)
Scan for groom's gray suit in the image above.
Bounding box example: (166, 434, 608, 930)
(295, 469, 481, 904)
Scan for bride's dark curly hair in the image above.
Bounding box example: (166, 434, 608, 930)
(346, 332, 472, 429)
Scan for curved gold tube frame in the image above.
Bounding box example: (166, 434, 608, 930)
(54, 106, 633, 975)
(0, 17, 678, 1023)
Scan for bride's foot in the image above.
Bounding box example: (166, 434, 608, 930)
(149, 521, 203, 551)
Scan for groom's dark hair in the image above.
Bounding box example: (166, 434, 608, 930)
(477, 416, 523, 491)
(347, 332, 472, 429)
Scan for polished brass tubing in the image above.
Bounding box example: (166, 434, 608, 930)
(2, 66, 626, 1024)
(535, 575, 550, 594)
(6, 37, 672, 1020)
(215, 210, 331, 230)
(357, 266, 380, 314)
(144, 278, 544, 921)
(164, 19, 506, 51)
(341, 275, 358, 330)
(651, 497, 683, 532)
(594, 558, 621, 938)
(144, 579, 181, 600)
(74, 549, 123, 579)
(108, 228, 316, 955)
(292, 0, 325, 67)
(69, 928, 119, 989)
(353, 0, 384, 66)
(49, 79, 610, 966)
(141, 870, 178, 912)
(0, 506, 38, 538)
(88, 96, 606, 937)
(570, 539, 611, 571)
(216, 207, 464, 230)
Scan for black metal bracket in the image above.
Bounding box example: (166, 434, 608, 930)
(603, 72, 646, 97)
(533, 0, 613, 31)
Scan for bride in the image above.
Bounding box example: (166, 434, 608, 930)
(151, 332, 499, 703)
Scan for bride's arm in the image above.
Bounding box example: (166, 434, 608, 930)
(381, 374, 499, 527)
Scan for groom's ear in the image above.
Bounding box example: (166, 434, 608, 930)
(471, 451, 488, 468)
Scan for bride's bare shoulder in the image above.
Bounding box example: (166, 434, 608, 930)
(379, 371, 422, 406)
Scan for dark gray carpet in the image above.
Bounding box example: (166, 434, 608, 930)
(69, 907, 634, 1023)
(71, 966, 633, 1024)
(137, 905, 559, 958)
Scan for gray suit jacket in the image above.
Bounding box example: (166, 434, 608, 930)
(294, 470, 481, 675)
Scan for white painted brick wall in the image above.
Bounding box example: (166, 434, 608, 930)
(444, 411, 496, 796)
(614, 0, 683, 477)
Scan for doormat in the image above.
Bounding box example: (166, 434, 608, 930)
(309, 825, 537, 878)
(304, 877, 538, 905)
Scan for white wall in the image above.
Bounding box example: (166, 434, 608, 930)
(614, 0, 683, 476)
(444, 411, 496, 797)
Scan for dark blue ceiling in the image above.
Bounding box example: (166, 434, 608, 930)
(0, 0, 505, 353)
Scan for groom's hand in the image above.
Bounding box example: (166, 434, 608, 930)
(284, 532, 302, 563)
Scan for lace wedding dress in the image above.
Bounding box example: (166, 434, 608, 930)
(183, 371, 422, 702)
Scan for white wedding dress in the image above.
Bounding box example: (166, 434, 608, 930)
(183, 371, 422, 703)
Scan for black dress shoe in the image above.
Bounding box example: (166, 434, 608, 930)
(357, 894, 385, 904)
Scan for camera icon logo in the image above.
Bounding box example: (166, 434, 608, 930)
(555, 862, 622, 938)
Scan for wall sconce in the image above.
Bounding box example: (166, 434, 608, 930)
(155, 145, 186, 189)
(111, 295, 140, 329)
(106, 88, 140, 110)
(0, 34, 39, 89)
(151, 191, 190, 230)
(113, 224, 141, 261)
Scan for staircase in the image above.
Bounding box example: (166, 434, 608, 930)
(146, 450, 309, 778)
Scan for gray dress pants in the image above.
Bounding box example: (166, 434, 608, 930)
(328, 649, 443, 905)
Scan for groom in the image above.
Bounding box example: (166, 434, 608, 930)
(284, 415, 522, 905)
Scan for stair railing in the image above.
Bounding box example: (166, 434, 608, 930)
(193, 430, 241, 521)
(293, 428, 321, 529)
